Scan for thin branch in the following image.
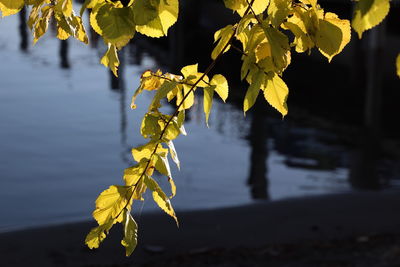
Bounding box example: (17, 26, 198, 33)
(115, 0, 257, 220)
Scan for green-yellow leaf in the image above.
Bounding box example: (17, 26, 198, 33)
(155, 152, 172, 177)
(141, 112, 162, 139)
(144, 175, 178, 225)
(210, 74, 229, 102)
(92, 185, 132, 225)
(55, 0, 73, 18)
(262, 26, 291, 73)
(352, 0, 390, 39)
(121, 210, 138, 257)
(101, 44, 120, 77)
(0, 0, 24, 17)
(397, 54, 400, 78)
(316, 13, 351, 62)
(263, 73, 288, 117)
(131, 0, 158, 26)
(91, 3, 135, 48)
(33, 6, 54, 44)
(124, 164, 145, 186)
(131, 141, 157, 162)
(244, 70, 265, 113)
(212, 25, 234, 60)
(168, 177, 177, 198)
(85, 217, 115, 249)
(167, 140, 180, 170)
(203, 85, 215, 127)
(267, 0, 292, 28)
(136, 0, 178, 38)
(237, 0, 269, 16)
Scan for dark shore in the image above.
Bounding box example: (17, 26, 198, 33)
(1, 192, 400, 266)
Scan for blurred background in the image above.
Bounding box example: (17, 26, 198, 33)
(1, 0, 400, 234)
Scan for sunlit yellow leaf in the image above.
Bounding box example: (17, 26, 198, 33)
(263, 73, 288, 117)
(131, 0, 158, 26)
(237, 0, 269, 16)
(0, 0, 24, 17)
(317, 13, 351, 62)
(255, 41, 272, 62)
(267, 0, 292, 27)
(121, 210, 138, 257)
(136, 0, 178, 38)
(141, 112, 161, 139)
(124, 164, 145, 186)
(203, 85, 215, 127)
(210, 74, 229, 102)
(131, 141, 157, 162)
(166, 140, 180, 170)
(244, 69, 265, 113)
(212, 25, 234, 60)
(85, 217, 115, 249)
(396, 54, 400, 78)
(167, 177, 177, 198)
(91, 3, 135, 48)
(101, 44, 120, 77)
(144, 175, 178, 225)
(93, 185, 132, 225)
(262, 26, 290, 73)
(352, 0, 389, 39)
(55, 0, 72, 18)
(33, 6, 53, 44)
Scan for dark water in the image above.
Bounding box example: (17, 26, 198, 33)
(0, 11, 399, 233)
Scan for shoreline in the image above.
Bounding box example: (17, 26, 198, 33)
(2, 191, 400, 266)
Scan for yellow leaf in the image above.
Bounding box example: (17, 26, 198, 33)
(121, 210, 138, 257)
(244, 69, 265, 113)
(141, 112, 162, 139)
(0, 0, 24, 17)
(91, 3, 135, 48)
(223, 0, 246, 11)
(149, 80, 178, 111)
(255, 41, 272, 62)
(155, 152, 172, 177)
(212, 25, 234, 60)
(131, 141, 157, 162)
(267, 0, 292, 27)
(262, 26, 291, 73)
(136, 0, 178, 38)
(33, 6, 54, 44)
(316, 13, 351, 62)
(55, 0, 72, 18)
(352, 0, 390, 39)
(101, 44, 120, 77)
(158, 115, 181, 141)
(85, 217, 115, 249)
(396, 54, 400, 78)
(124, 164, 145, 186)
(263, 73, 288, 117)
(167, 177, 177, 198)
(210, 74, 229, 102)
(92, 185, 132, 225)
(176, 84, 194, 110)
(131, 0, 158, 26)
(203, 85, 215, 127)
(144, 175, 178, 225)
(166, 140, 180, 170)
(237, 0, 270, 16)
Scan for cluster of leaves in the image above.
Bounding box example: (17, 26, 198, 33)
(0, 0, 398, 257)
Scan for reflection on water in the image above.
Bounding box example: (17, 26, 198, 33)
(1, 8, 400, 232)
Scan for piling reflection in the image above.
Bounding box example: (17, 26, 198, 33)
(19, 7, 28, 52)
(247, 102, 269, 199)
